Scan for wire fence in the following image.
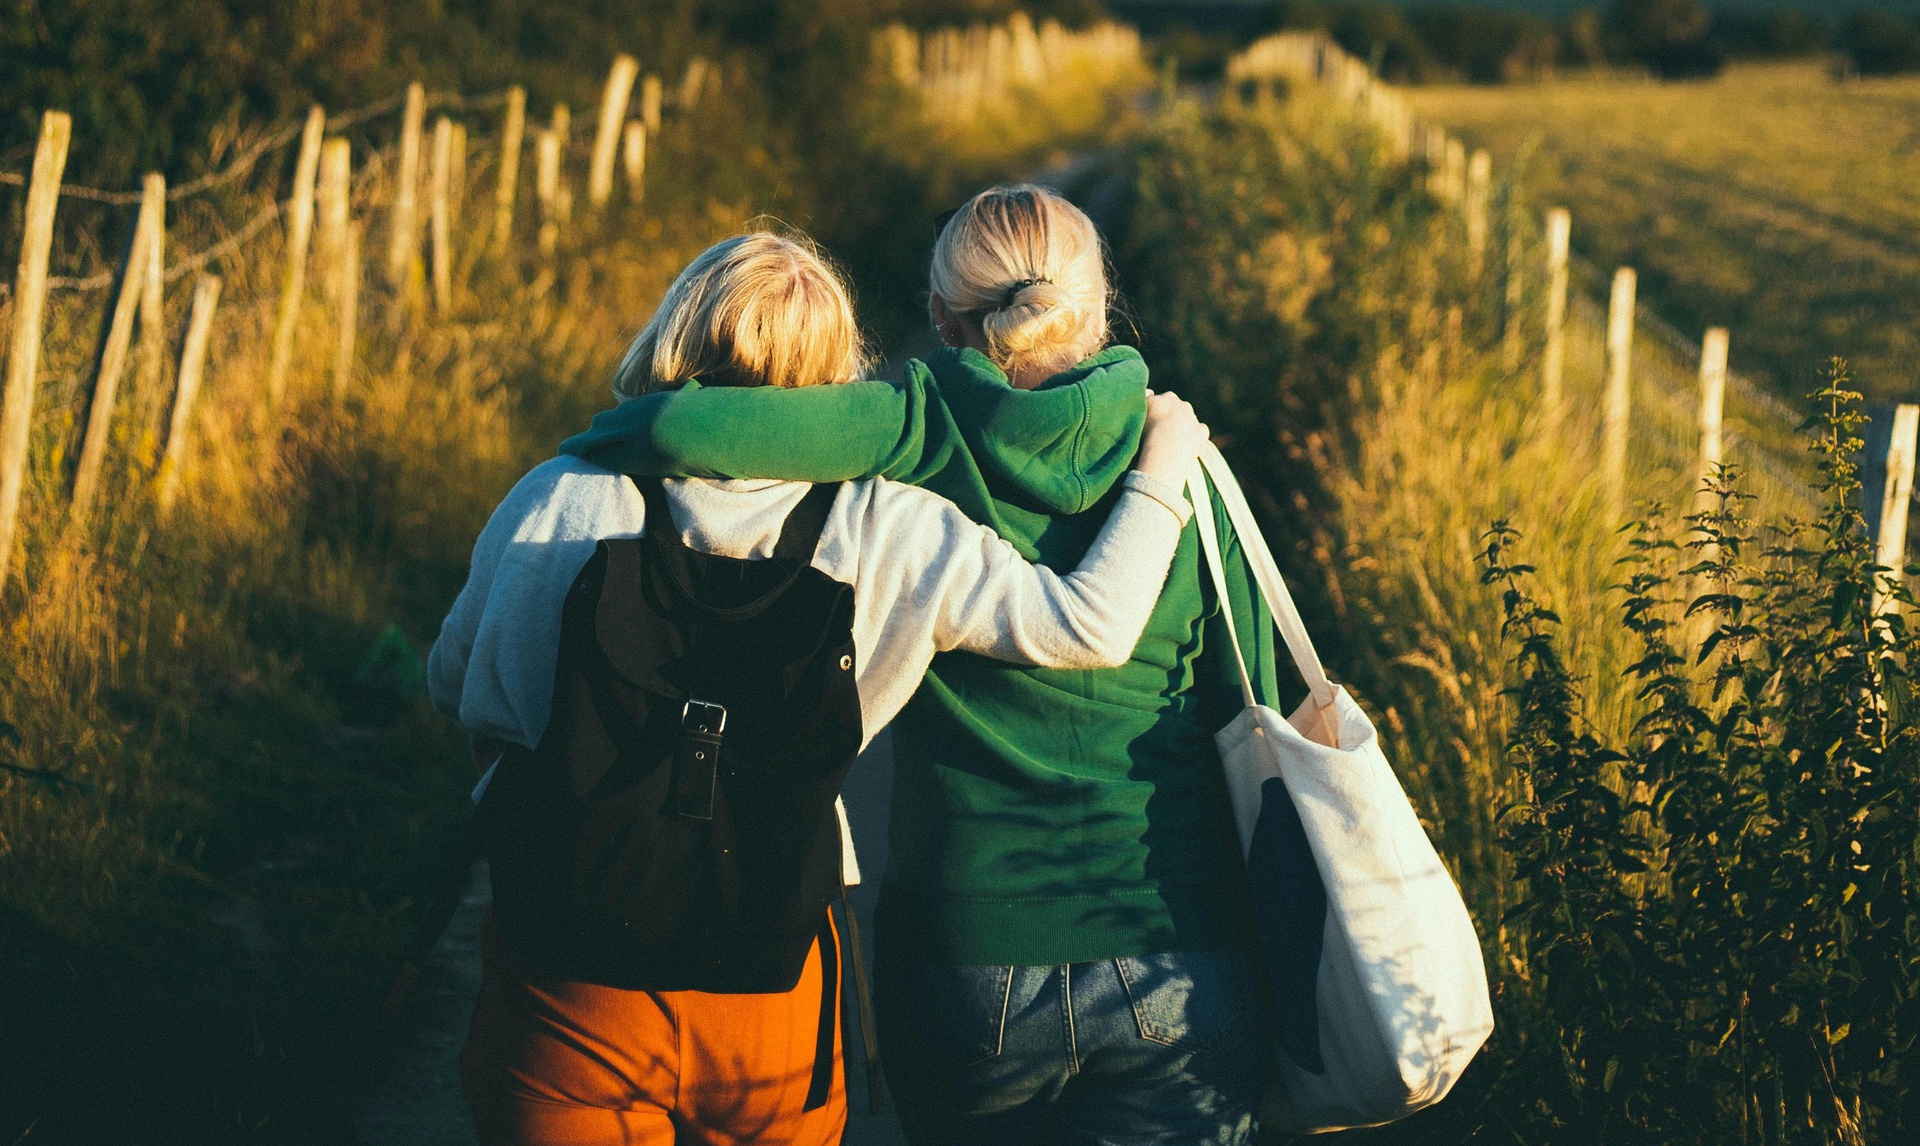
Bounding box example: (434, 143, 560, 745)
(0, 63, 655, 593)
(0, 87, 515, 207)
(1228, 31, 1918, 569)
(0, 86, 523, 310)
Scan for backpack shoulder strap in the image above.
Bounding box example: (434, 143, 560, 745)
(627, 475, 681, 549)
(773, 482, 838, 562)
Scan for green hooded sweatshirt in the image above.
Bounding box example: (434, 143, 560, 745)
(560, 345, 1286, 965)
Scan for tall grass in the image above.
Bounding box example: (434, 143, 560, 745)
(0, 34, 1149, 1142)
(0, 119, 725, 1145)
(1121, 82, 1918, 1143)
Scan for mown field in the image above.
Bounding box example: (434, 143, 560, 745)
(1409, 61, 1920, 405)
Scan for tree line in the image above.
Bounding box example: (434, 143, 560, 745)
(1115, 0, 1920, 82)
(0, 0, 1105, 189)
(14, 0, 1919, 191)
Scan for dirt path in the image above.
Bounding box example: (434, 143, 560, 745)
(355, 737, 909, 1146)
(357, 862, 488, 1145)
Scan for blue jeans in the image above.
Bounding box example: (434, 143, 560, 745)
(875, 949, 1266, 1145)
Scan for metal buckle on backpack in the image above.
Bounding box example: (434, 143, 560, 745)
(681, 699, 727, 735)
(674, 699, 727, 820)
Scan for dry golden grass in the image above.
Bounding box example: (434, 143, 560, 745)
(0, 47, 1151, 1140)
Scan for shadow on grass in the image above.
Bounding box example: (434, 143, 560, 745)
(0, 603, 474, 1145)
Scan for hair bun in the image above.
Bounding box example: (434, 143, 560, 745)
(927, 184, 1110, 381)
(1000, 277, 1052, 310)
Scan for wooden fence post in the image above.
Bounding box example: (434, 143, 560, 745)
(1696, 327, 1729, 491)
(268, 105, 326, 410)
(1465, 149, 1491, 274)
(333, 228, 361, 405)
(1875, 404, 1920, 615)
(136, 174, 167, 423)
(157, 275, 222, 515)
(680, 57, 710, 110)
(551, 104, 573, 233)
(1443, 137, 1466, 205)
(431, 115, 454, 314)
(1603, 266, 1638, 513)
(1502, 227, 1524, 370)
(494, 86, 527, 253)
(623, 121, 647, 204)
(387, 82, 426, 286)
(641, 75, 663, 135)
(70, 174, 164, 530)
(536, 104, 572, 256)
(317, 139, 351, 296)
(448, 122, 467, 236)
(536, 129, 562, 257)
(320, 144, 357, 394)
(590, 55, 640, 208)
(1542, 208, 1571, 410)
(0, 110, 71, 592)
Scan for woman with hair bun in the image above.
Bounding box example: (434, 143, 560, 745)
(563, 187, 1278, 1144)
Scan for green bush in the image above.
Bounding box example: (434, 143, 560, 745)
(1478, 365, 1919, 1142)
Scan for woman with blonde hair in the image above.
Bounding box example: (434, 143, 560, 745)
(431, 227, 1213, 1146)
(562, 188, 1278, 1143)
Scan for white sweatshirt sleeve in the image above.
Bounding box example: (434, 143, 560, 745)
(816, 471, 1192, 741)
(427, 458, 648, 749)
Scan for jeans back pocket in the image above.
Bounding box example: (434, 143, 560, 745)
(1114, 950, 1260, 1058)
(892, 960, 1016, 1068)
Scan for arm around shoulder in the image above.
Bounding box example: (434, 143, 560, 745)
(854, 475, 1190, 671)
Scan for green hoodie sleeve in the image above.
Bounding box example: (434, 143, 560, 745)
(557, 364, 958, 484)
(556, 346, 1151, 514)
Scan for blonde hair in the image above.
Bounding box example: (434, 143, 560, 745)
(612, 231, 868, 399)
(929, 184, 1110, 382)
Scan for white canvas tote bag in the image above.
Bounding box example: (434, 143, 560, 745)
(1187, 444, 1493, 1134)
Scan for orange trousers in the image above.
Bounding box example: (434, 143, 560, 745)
(460, 912, 845, 1146)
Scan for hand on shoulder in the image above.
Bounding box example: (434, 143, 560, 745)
(1135, 390, 1211, 483)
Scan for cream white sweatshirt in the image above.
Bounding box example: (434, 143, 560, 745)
(428, 456, 1192, 756)
(428, 458, 1191, 884)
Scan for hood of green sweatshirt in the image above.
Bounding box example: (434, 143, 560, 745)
(923, 344, 1147, 516)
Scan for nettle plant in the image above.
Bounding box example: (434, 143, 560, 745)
(1481, 364, 1920, 1145)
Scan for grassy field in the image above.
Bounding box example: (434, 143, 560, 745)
(1409, 62, 1920, 405)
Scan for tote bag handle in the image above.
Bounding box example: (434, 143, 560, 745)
(1185, 443, 1340, 737)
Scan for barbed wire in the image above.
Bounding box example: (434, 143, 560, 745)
(1569, 253, 1804, 430)
(163, 200, 284, 284)
(0, 86, 513, 206)
(39, 200, 283, 293)
(3, 83, 526, 297)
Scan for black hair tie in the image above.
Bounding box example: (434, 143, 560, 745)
(1001, 278, 1049, 309)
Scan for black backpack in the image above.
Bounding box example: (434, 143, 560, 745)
(480, 478, 863, 994)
